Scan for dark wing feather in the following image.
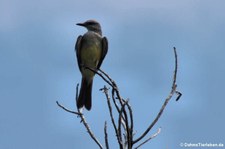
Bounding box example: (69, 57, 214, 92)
(97, 37, 108, 69)
(75, 35, 83, 71)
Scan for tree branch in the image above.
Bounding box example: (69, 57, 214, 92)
(77, 108, 103, 149)
(56, 84, 103, 149)
(56, 101, 81, 115)
(75, 84, 103, 149)
(133, 47, 181, 144)
(134, 127, 161, 149)
(102, 86, 123, 148)
(104, 121, 109, 149)
(57, 47, 182, 149)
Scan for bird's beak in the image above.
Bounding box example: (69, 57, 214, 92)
(76, 23, 85, 27)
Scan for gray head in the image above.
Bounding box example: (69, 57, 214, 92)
(76, 20, 102, 35)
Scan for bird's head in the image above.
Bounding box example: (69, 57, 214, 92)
(76, 20, 102, 35)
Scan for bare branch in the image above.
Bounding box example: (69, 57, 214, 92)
(104, 121, 109, 149)
(173, 47, 182, 102)
(126, 102, 134, 148)
(122, 101, 132, 149)
(56, 101, 81, 115)
(111, 89, 127, 127)
(77, 108, 103, 149)
(99, 71, 133, 148)
(102, 86, 123, 148)
(127, 102, 134, 138)
(133, 47, 180, 144)
(75, 83, 103, 149)
(98, 69, 119, 91)
(111, 89, 121, 113)
(172, 47, 178, 88)
(57, 47, 182, 149)
(57, 84, 103, 149)
(99, 69, 126, 104)
(85, 66, 114, 88)
(134, 128, 161, 149)
(117, 103, 126, 147)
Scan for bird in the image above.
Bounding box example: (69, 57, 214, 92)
(75, 20, 108, 110)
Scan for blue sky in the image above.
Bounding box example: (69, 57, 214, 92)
(1, 0, 225, 148)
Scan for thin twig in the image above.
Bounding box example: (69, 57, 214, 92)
(103, 86, 117, 133)
(122, 101, 132, 149)
(104, 121, 109, 149)
(111, 88, 126, 125)
(99, 66, 134, 149)
(111, 88, 121, 113)
(134, 127, 161, 149)
(126, 102, 133, 136)
(103, 86, 123, 148)
(133, 47, 179, 144)
(99, 69, 125, 104)
(98, 69, 119, 91)
(172, 47, 178, 88)
(56, 101, 81, 115)
(76, 83, 103, 149)
(86, 66, 131, 148)
(118, 106, 124, 147)
(56, 84, 103, 149)
(126, 102, 134, 148)
(173, 47, 182, 101)
(85, 66, 114, 87)
(77, 108, 103, 149)
(57, 47, 181, 149)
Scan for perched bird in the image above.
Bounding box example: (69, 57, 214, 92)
(75, 20, 108, 110)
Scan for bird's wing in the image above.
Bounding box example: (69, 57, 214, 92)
(75, 35, 83, 71)
(97, 37, 108, 69)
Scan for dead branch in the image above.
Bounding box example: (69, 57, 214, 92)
(102, 86, 123, 148)
(133, 47, 180, 144)
(56, 84, 103, 149)
(57, 47, 182, 149)
(56, 101, 81, 115)
(104, 121, 109, 149)
(134, 128, 161, 149)
(78, 108, 103, 149)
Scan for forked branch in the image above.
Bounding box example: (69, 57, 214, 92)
(56, 47, 182, 149)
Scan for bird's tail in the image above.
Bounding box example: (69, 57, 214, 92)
(77, 77, 93, 110)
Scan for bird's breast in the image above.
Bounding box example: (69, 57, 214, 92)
(80, 32, 102, 77)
